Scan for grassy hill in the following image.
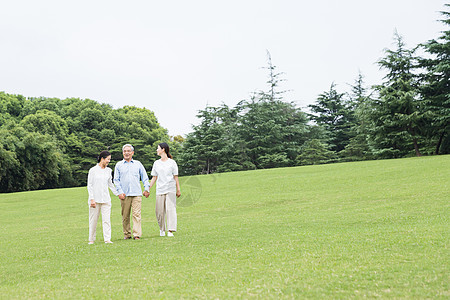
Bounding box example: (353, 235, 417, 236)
(0, 156, 448, 298)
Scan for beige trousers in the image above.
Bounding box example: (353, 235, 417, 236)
(155, 192, 177, 232)
(89, 202, 111, 242)
(120, 196, 142, 238)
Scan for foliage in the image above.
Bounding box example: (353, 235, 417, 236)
(179, 10, 450, 175)
(295, 139, 337, 165)
(0, 93, 168, 192)
(179, 55, 309, 175)
(418, 4, 450, 154)
(368, 32, 426, 158)
(339, 73, 375, 161)
(0, 126, 74, 192)
(1, 4, 449, 187)
(308, 83, 355, 152)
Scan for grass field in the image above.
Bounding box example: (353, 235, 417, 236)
(0, 156, 449, 298)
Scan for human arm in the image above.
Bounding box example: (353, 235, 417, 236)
(113, 164, 126, 199)
(139, 163, 150, 193)
(174, 175, 181, 198)
(149, 176, 157, 190)
(87, 168, 96, 207)
(173, 161, 181, 197)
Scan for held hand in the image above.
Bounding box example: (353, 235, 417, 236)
(143, 190, 150, 198)
(118, 193, 126, 200)
(90, 199, 96, 208)
(176, 190, 181, 198)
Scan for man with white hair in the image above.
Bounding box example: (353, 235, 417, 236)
(114, 144, 150, 240)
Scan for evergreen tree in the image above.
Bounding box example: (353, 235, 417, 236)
(419, 4, 450, 154)
(296, 139, 337, 166)
(308, 83, 354, 152)
(238, 53, 308, 169)
(178, 53, 309, 174)
(177, 105, 230, 174)
(262, 50, 287, 101)
(369, 32, 425, 157)
(340, 72, 374, 161)
(238, 97, 308, 169)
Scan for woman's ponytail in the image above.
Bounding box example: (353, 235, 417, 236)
(159, 143, 172, 159)
(98, 150, 111, 163)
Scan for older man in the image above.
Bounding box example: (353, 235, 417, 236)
(114, 144, 150, 240)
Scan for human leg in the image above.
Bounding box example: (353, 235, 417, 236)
(88, 204, 101, 242)
(121, 196, 132, 238)
(100, 202, 112, 242)
(155, 194, 166, 233)
(166, 192, 177, 233)
(131, 196, 142, 238)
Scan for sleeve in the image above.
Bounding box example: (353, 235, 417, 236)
(113, 163, 124, 195)
(140, 162, 150, 191)
(173, 160, 179, 176)
(87, 168, 95, 200)
(108, 169, 119, 196)
(150, 161, 157, 177)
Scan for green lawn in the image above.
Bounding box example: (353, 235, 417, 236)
(1, 156, 449, 298)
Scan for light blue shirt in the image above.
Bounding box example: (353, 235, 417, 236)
(114, 159, 150, 196)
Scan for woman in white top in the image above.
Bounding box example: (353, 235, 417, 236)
(87, 150, 119, 244)
(149, 143, 181, 237)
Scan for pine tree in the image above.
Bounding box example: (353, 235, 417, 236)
(308, 83, 353, 152)
(340, 72, 374, 161)
(369, 32, 425, 157)
(419, 4, 450, 154)
(295, 139, 337, 166)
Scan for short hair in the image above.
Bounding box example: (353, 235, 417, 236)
(122, 144, 134, 151)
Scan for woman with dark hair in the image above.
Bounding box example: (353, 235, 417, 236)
(149, 143, 181, 237)
(87, 150, 119, 244)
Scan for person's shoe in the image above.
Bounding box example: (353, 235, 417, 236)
(160, 230, 165, 237)
(134, 236, 140, 240)
(105, 241, 113, 244)
(167, 231, 174, 237)
(88, 241, 94, 244)
(124, 236, 132, 240)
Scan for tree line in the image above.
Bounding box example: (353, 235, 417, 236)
(0, 95, 183, 192)
(177, 7, 449, 175)
(1, 6, 448, 191)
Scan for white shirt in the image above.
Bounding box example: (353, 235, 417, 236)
(87, 164, 119, 203)
(151, 158, 178, 195)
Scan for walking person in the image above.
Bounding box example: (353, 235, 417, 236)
(87, 150, 119, 244)
(114, 144, 150, 240)
(149, 143, 181, 237)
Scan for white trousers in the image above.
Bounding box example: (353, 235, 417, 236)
(155, 192, 177, 232)
(88, 202, 112, 242)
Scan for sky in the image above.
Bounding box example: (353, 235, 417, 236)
(0, 0, 447, 136)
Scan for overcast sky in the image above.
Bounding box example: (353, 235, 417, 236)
(0, 1, 447, 136)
